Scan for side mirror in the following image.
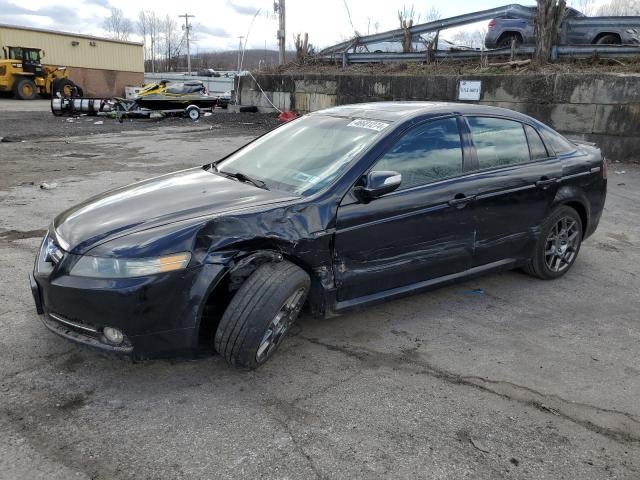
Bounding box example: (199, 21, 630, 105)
(355, 170, 402, 200)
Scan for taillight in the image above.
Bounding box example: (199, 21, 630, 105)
(488, 19, 497, 29)
(602, 157, 608, 179)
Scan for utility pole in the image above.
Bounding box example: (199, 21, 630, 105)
(179, 13, 195, 74)
(237, 36, 244, 72)
(275, 0, 286, 65)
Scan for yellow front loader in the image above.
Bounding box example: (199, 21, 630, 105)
(0, 46, 82, 100)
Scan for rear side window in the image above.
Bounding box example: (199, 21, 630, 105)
(467, 117, 529, 169)
(374, 117, 463, 189)
(540, 128, 575, 155)
(524, 124, 549, 160)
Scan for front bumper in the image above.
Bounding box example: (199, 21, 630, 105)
(30, 261, 226, 358)
(41, 310, 134, 354)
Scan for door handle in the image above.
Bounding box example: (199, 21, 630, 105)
(448, 194, 475, 208)
(535, 177, 558, 189)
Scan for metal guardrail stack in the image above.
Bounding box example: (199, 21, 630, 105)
(319, 3, 640, 65)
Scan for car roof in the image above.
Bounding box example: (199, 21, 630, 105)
(313, 101, 536, 124)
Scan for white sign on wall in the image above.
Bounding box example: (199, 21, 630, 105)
(458, 80, 482, 101)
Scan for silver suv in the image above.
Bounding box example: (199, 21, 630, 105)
(484, 7, 640, 48)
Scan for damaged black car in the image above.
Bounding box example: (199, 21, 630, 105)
(30, 102, 607, 369)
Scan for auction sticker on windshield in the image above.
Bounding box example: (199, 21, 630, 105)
(347, 119, 389, 132)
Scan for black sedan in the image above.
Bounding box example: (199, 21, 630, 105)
(30, 102, 607, 369)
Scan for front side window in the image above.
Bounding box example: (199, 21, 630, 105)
(467, 117, 530, 169)
(373, 117, 463, 190)
(217, 115, 385, 195)
(25, 50, 40, 62)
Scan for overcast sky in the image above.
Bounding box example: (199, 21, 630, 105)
(1, 0, 592, 51)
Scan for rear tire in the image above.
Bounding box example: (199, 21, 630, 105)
(497, 33, 521, 48)
(596, 34, 621, 45)
(54, 79, 76, 98)
(214, 261, 310, 370)
(13, 78, 37, 100)
(523, 205, 583, 280)
(185, 106, 201, 121)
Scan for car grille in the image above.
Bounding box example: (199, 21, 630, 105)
(47, 312, 100, 337)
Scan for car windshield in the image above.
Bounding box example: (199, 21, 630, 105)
(216, 115, 387, 195)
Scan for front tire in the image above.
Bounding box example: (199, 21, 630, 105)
(14, 78, 37, 100)
(523, 205, 583, 280)
(214, 261, 310, 369)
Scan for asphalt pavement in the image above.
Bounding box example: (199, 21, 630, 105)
(0, 107, 638, 479)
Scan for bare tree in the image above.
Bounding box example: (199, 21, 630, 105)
(420, 6, 441, 48)
(423, 6, 441, 22)
(137, 10, 160, 72)
(142, 11, 161, 72)
(161, 15, 183, 71)
(451, 28, 487, 49)
(398, 5, 416, 53)
(294, 33, 314, 61)
(572, 0, 597, 15)
(534, 0, 566, 63)
(597, 0, 640, 15)
(138, 11, 149, 67)
(104, 8, 134, 41)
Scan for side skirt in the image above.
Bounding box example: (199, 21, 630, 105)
(333, 258, 518, 313)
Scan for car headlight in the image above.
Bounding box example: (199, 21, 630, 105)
(69, 253, 191, 278)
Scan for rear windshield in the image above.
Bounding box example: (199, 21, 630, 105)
(217, 115, 387, 195)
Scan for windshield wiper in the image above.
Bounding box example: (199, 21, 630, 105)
(206, 162, 269, 190)
(206, 161, 221, 172)
(220, 170, 269, 190)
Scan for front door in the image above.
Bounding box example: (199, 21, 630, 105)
(462, 116, 562, 266)
(334, 116, 477, 302)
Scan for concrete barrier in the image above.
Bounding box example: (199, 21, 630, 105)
(238, 72, 640, 161)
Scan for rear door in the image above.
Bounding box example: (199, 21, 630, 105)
(334, 116, 477, 302)
(462, 116, 562, 266)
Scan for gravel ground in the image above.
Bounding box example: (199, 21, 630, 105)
(0, 104, 639, 479)
(0, 99, 280, 141)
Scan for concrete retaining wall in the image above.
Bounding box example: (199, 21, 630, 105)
(238, 73, 640, 161)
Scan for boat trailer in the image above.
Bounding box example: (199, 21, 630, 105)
(51, 95, 209, 122)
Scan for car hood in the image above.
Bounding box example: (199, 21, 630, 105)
(53, 167, 298, 254)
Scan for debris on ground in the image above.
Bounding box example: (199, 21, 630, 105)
(537, 403, 561, 416)
(469, 437, 491, 453)
(614, 170, 626, 175)
(39, 182, 58, 190)
(464, 288, 485, 295)
(0, 110, 281, 141)
(93, 120, 103, 125)
(278, 111, 299, 122)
